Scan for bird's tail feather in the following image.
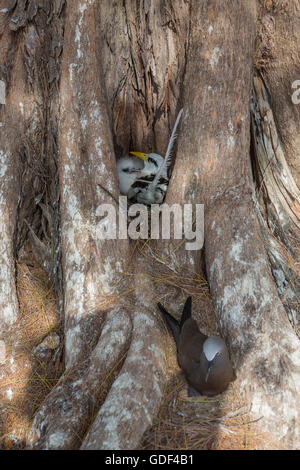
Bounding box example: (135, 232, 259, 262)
(179, 296, 192, 330)
(147, 108, 183, 193)
(157, 303, 180, 346)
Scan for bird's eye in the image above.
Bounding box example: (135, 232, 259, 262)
(148, 157, 158, 167)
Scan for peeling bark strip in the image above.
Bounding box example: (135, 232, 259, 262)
(27, 309, 132, 449)
(163, 0, 300, 448)
(251, 75, 300, 232)
(251, 74, 300, 331)
(254, 0, 300, 189)
(59, 0, 129, 367)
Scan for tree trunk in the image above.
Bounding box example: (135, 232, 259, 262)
(0, 0, 299, 450)
(163, 0, 300, 447)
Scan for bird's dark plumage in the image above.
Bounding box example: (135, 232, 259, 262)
(158, 297, 234, 396)
(157, 302, 181, 345)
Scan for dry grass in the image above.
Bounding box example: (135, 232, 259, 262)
(140, 375, 284, 450)
(0, 255, 62, 449)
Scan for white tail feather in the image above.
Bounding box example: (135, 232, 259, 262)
(146, 108, 183, 195)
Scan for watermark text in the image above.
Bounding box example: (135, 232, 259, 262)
(95, 197, 204, 251)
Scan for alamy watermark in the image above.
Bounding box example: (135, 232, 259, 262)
(291, 80, 300, 105)
(96, 197, 204, 250)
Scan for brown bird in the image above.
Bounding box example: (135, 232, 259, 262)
(158, 297, 234, 396)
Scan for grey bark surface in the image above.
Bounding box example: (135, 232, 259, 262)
(161, 0, 300, 448)
(27, 308, 132, 449)
(251, 74, 300, 332)
(26, 0, 169, 449)
(255, 0, 300, 187)
(0, 0, 299, 450)
(0, 0, 64, 442)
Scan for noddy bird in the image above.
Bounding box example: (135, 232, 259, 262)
(158, 297, 234, 396)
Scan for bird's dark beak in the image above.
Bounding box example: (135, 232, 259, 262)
(204, 352, 221, 382)
(205, 360, 212, 383)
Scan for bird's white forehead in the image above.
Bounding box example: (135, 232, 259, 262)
(203, 337, 225, 361)
(147, 153, 164, 163)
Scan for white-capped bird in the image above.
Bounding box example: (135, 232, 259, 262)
(117, 109, 183, 205)
(158, 297, 234, 397)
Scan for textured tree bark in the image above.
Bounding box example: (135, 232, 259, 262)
(25, 0, 170, 449)
(80, 294, 166, 450)
(254, 0, 300, 188)
(251, 74, 300, 332)
(0, 0, 63, 443)
(0, 27, 22, 437)
(27, 308, 132, 449)
(163, 0, 300, 448)
(0, 0, 299, 450)
(57, 0, 130, 368)
(252, 1, 300, 335)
